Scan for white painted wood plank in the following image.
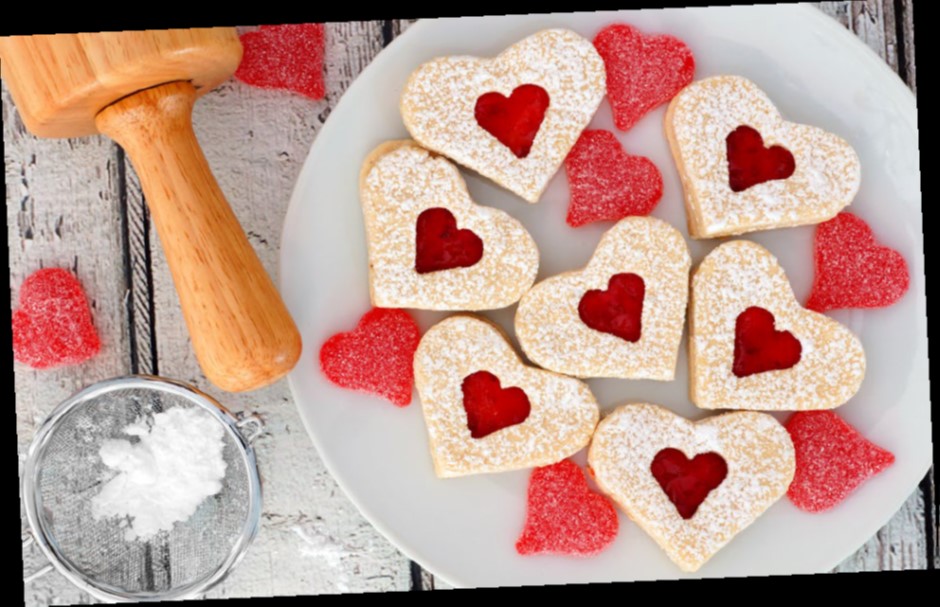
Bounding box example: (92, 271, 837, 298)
(900, 0, 917, 93)
(5, 82, 133, 605)
(135, 22, 413, 598)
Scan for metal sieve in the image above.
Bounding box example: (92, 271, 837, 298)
(21, 375, 264, 602)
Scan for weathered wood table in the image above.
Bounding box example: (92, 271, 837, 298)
(9, 3, 931, 603)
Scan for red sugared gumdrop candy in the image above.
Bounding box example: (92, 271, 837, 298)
(726, 125, 795, 192)
(474, 84, 550, 158)
(593, 23, 695, 132)
(564, 130, 663, 227)
(415, 208, 484, 274)
(516, 460, 619, 556)
(786, 411, 895, 513)
(461, 371, 531, 439)
(651, 448, 728, 519)
(319, 308, 421, 407)
(12, 268, 101, 369)
(235, 24, 326, 100)
(806, 212, 910, 313)
(578, 273, 645, 342)
(732, 307, 802, 378)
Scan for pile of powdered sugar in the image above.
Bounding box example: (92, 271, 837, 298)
(90, 406, 228, 541)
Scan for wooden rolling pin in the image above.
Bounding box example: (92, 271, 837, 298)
(0, 29, 302, 392)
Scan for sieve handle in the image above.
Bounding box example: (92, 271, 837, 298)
(235, 413, 265, 444)
(22, 532, 54, 583)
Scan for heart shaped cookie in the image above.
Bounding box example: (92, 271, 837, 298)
(12, 268, 101, 368)
(588, 403, 795, 572)
(360, 141, 539, 310)
(665, 75, 861, 238)
(690, 240, 865, 410)
(516, 217, 690, 380)
(400, 29, 606, 203)
(414, 315, 599, 478)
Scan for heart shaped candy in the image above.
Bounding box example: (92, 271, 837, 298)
(806, 212, 910, 313)
(516, 460, 619, 557)
(235, 24, 326, 100)
(401, 29, 606, 203)
(516, 217, 690, 380)
(589, 403, 794, 572)
(564, 129, 663, 227)
(319, 308, 421, 407)
(360, 141, 539, 310)
(690, 240, 865, 410)
(666, 76, 860, 238)
(593, 23, 695, 132)
(12, 268, 101, 369)
(414, 315, 599, 478)
(786, 410, 895, 513)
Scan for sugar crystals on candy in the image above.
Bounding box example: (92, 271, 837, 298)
(786, 410, 895, 513)
(516, 460, 619, 556)
(12, 268, 101, 369)
(319, 308, 421, 407)
(235, 24, 327, 100)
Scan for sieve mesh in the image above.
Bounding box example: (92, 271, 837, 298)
(24, 377, 261, 602)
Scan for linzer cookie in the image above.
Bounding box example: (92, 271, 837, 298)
(413, 315, 599, 478)
(360, 141, 539, 310)
(665, 75, 861, 238)
(400, 29, 606, 203)
(690, 240, 865, 411)
(588, 403, 795, 573)
(515, 217, 690, 380)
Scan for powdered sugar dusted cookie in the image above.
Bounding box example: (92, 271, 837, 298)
(665, 75, 860, 238)
(690, 240, 865, 411)
(400, 29, 606, 203)
(588, 403, 795, 572)
(360, 141, 539, 310)
(414, 315, 599, 478)
(515, 217, 690, 380)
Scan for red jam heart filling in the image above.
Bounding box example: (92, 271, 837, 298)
(461, 371, 531, 439)
(474, 84, 550, 158)
(732, 306, 802, 378)
(414, 207, 484, 274)
(726, 125, 795, 192)
(578, 273, 645, 342)
(651, 448, 728, 519)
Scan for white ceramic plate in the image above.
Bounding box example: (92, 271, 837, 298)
(280, 5, 927, 586)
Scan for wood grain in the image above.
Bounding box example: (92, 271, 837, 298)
(97, 81, 302, 392)
(9, 6, 927, 604)
(0, 28, 242, 137)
